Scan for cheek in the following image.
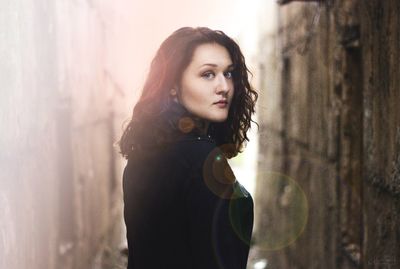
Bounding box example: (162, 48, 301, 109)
(183, 82, 208, 102)
(180, 91, 199, 110)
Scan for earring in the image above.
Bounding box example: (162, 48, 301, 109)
(170, 88, 177, 96)
(169, 88, 179, 104)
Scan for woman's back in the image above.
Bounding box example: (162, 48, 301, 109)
(123, 132, 253, 269)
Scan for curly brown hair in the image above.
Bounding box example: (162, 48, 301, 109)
(118, 27, 258, 159)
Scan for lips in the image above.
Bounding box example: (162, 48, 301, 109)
(214, 100, 228, 104)
(214, 100, 228, 108)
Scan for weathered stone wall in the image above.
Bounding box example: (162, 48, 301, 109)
(253, 0, 400, 268)
(361, 0, 400, 266)
(0, 1, 125, 269)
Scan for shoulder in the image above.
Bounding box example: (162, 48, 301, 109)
(124, 134, 216, 177)
(170, 134, 217, 165)
(232, 181, 253, 201)
(176, 135, 253, 201)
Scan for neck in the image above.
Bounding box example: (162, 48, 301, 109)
(172, 99, 210, 135)
(170, 100, 210, 135)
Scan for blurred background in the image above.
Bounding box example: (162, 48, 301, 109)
(1, 0, 399, 268)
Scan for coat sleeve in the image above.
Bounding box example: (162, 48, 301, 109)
(183, 146, 254, 269)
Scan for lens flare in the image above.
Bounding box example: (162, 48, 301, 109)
(178, 116, 195, 133)
(254, 171, 308, 251)
(228, 191, 253, 245)
(202, 145, 236, 199)
(211, 194, 252, 269)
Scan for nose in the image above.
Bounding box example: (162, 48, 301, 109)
(215, 74, 231, 95)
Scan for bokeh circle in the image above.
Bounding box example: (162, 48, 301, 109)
(253, 171, 308, 251)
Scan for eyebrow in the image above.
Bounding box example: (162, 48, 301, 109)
(199, 63, 234, 68)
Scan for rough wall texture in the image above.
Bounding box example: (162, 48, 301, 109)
(0, 1, 126, 269)
(361, 0, 400, 267)
(253, 0, 400, 268)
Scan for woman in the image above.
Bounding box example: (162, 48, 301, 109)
(119, 26, 258, 269)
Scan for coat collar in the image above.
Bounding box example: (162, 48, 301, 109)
(163, 101, 216, 143)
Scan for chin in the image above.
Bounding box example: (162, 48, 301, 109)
(209, 115, 228, 123)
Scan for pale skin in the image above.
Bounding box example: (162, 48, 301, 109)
(173, 43, 235, 134)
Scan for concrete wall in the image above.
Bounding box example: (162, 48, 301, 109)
(252, 0, 400, 268)
(0, 1, 126, 268)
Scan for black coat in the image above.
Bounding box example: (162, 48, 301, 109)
(122, 104, 254, 269)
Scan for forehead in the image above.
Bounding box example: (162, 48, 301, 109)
(190, 43, 233, 67)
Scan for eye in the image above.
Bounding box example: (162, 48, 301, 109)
(224, 71, 233, 79)
(202, 71, 215, 79)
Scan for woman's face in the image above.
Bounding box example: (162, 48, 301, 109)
(176, 43, 234, 123)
